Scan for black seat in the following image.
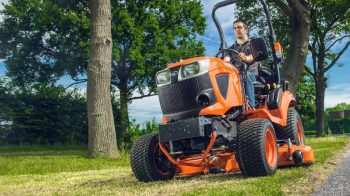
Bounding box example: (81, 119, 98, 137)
(254, 64, 273, 96)
(257, 64, 274, 85)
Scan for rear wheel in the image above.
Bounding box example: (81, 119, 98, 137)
(237, 119, 278, 176)
(130, 134, 175, 182)
(277, 108, 305, 145)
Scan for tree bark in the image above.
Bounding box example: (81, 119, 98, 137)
(315, 75, 326, 137)
(281, 12, 310, 94)
(119, 83, 129, 145)
(87, 0, 119, 158)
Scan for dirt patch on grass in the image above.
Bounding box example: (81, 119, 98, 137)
(0, 168, 131, 195)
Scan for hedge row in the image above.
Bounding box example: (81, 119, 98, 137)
(328, 118, 350, 134)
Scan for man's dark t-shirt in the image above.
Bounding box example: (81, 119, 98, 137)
(228, 41, 259, 76)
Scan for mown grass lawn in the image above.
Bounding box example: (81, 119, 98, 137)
(0, 136, 349, 195)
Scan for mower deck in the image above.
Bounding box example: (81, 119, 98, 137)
(159, 137, 315, 176)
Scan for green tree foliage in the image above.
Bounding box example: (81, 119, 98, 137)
(110, 0, 206, 142)
(326, 103, 350, 113)
(0, 0, 206, 142)
(296, 69, 316, 130)
(0, 0, 90, 85)
(121, 118, 160, 150)
(305, 0, 350, 136)
(236, 1, 290, 49)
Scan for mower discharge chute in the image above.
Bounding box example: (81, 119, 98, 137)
(130, 0, 315, 182)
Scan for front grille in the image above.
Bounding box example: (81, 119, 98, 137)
(158, 73, 213, 116)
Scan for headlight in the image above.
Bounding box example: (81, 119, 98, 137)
(181, 62, 200, 78)
(156, 69, 171, 85)
(179, 58, 210, 81)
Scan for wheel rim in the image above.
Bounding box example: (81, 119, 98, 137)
(265, 128, 277, 168)
(296, 120, 304, 145)
(154, 143, 172, 175)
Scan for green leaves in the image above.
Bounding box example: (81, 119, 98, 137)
(296, 69, 316, 129)
(0, 0, 90, 85)
(0, 0, 206, 100)
(326, 103, 350, 112)
(109, 0, 206, 99)
(0, 0, 206, 137)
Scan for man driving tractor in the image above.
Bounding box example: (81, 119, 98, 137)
(225, 19, 258, 109)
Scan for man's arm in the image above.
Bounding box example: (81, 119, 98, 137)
(238, 53, 254, 63)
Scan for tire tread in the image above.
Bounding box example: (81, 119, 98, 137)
(130, 134, 175, 182)
(237, 118, 277, 176)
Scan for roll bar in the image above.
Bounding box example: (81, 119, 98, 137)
(212, 0, 237, 51)
(212, 0, 280, 84)
(259, 0, 280, 84)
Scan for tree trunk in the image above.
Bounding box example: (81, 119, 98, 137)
(87, 0, 119, 158)
(119, 84, 129, 145)
(315, 75, 326, 137)
(281, 13, 310, 94)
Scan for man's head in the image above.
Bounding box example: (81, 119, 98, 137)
(233, 19, 248, 39)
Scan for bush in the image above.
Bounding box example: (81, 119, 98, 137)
(304, 130, 316, 136)
(120, 118, 160, 151)
(0, 76, 129, 146)
(328, 118, 344, 134)
(327, 117, 350, 134)
(303, 119, 316, 131)
(6, 84, 88, 145)
(343, 118, 350, 133)
(0, 78, 88, 145)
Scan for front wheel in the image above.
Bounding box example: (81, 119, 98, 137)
(237, 119, 278, 176)
(130, 134, 175, 182)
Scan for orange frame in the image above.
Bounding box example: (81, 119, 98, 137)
(159, 56, 315, 176)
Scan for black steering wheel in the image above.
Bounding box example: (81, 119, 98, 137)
(216, 48, 248, 73)
(215, 48, 240, 57)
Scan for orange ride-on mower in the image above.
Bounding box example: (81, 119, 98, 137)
(130, 0, 315, 182)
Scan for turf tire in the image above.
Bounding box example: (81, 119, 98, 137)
(277, 108, 305, 145)
(130, 134, 175, 182)
(237, 119, 278, 177)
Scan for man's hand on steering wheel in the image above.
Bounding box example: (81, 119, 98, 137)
(216, 48, 254, 63)
(216, 48, 241, 63)
(237, 53, 253, 63)
(216, 48, 239, 58)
